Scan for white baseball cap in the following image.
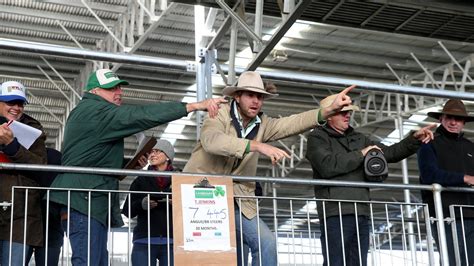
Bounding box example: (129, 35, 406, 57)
(0, 81, 28, 103)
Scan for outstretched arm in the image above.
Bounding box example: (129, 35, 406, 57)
(412, 124, 436, 143)
(186, 97, 228, 118)
(249, 140, 290, 165)
(320, 85, 355, 119)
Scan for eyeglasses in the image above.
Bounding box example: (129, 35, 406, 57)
(336, 110, 352, 116)
(4, 101, 24, 107)
(149, 149, 164, 155)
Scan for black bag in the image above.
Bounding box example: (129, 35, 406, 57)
(364, 148, 388, 182)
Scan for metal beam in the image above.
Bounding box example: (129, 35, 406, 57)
(0, 5, 117, 27)
(0, 38, 188, 70)
(112, 2, 177, 72)
(245, 66, 474, 101)
(322, 0, 344, 22)
(1, 38, 473, 101)
(216, 0, 262, 45)
(361, 4, 386, 27)
(81, 0, 126, 50)
(246, 0, 312, 71)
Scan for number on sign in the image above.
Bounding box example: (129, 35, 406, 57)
(189, 207, 199, 219)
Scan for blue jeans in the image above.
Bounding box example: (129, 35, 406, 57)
(235, 207, 277, 266)
(61, 210, 108, 266)
(0, 240, 32, 266)
(132, 243, 174, 266)
(319, 215, 369, 266)
(432, 218, 474, 265)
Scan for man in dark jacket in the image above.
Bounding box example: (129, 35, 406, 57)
(48, 69, 226, 266)
(306, 93, 434, 266)
(0, 81, 47, 266)
(418, 99, 474, 265)
(122, 139, 175, 266)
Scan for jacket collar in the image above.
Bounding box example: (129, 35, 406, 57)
(436, 125, 464, 140)
(322, 123, 354, 137)
(83, 92, 110, 103)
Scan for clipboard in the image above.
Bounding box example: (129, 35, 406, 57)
(119, 136, 157, 180)
(172, 174, 236, 266)
(0, 116, 42, 150)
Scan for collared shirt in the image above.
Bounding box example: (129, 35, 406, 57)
(232, 100, 261, 138)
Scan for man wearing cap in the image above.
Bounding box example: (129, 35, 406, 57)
(184, 71, 355, 266)
(48, 69, 226, 266)
(0, 81, 47, 265)
(418, 99, 474, 265)
(122, 139, 176, 266)
(305, 94, 435, 266)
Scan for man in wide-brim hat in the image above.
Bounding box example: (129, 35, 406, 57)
(427, 98, 474, 122)
(184, 71, 355, 266)
(418, 99, 474, 265)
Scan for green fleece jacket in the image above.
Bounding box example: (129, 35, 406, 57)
(49, 93, 187, 226)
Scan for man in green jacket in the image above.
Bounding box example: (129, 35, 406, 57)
(184, 71, 355, 266)
(49, 69, 225, 266)
(305, 94, 435, 266)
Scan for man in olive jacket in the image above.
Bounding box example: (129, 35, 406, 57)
(49, 69, 225, 266)
(306, 94, 435, 266)
(0, 81, 47, 266)
(184, 71, 355, 266)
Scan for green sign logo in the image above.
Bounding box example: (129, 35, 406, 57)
(214, 186, 225, 197)
(195, 189, 214, 198)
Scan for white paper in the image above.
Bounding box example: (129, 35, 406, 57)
(181, 184, 231, 251)
(9, 120, 42, 149)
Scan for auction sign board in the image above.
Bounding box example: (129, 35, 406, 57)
(172, 174, 236, 266)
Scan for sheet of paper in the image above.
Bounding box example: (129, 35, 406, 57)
(9, 120, 42, 149)
(181, 184, 231, 251)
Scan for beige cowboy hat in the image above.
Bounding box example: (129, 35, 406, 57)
(427, 99, 474, 122)
(319, 93, 360, 113)
(222, 71, 278, 99)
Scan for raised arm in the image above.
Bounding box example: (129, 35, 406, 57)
(319, 85, 355, 120)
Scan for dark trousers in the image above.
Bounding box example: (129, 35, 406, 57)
(131, 243, 174, 266)
(432, 218, 474, 265)
(26, 245, 62, 266)
(319, 215, 369, 266)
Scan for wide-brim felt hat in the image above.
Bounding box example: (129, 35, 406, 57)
(320, 93, 360, 113)
(427, 99, 474, 122)
(222, 71, 278, 99)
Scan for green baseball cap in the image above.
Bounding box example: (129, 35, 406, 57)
(85, 69, 129, 91)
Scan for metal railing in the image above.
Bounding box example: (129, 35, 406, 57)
(1, 162, 473, 265)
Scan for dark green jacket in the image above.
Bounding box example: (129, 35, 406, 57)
(49, 93, 187, 226)
(306, 124, 421, 218)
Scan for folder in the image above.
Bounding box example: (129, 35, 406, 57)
(119, 136, 157, 180)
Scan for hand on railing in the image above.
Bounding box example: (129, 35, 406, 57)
(464, 175, 474, 186)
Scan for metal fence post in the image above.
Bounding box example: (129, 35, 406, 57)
(432, 183, 449, 265)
